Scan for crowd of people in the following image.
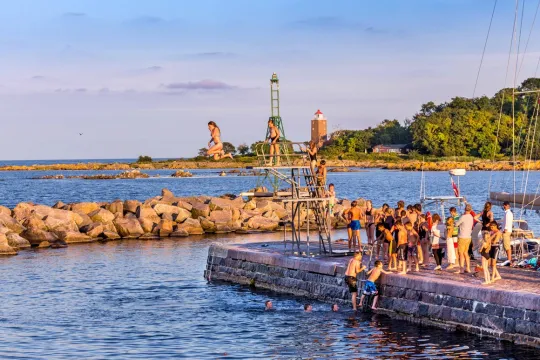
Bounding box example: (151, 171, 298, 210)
(340, 199, 516, 310)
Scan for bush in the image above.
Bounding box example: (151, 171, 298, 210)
(137, 155, 153, 163)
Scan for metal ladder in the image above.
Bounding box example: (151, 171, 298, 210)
(301, 167, 332, 254)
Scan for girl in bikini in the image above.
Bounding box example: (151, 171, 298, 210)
(207, 121, 233, 160)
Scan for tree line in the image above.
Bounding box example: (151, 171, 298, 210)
(322, 77, 540, 159)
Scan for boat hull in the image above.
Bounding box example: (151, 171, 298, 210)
(489, 191, 540, 210)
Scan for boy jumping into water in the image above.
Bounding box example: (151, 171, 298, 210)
(359, 260, 391, 310)
(266, 119, 280, 166)
(344, 252, 366, 310)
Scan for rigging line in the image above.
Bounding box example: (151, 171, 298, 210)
(520, 100, 540, 219)
(518, 0, 540, 77)
(489, 0, 521, 197)
(473, 0, 499, 98)
(512, 0, 520, 210)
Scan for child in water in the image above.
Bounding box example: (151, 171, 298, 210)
(359, 260, 391, 310)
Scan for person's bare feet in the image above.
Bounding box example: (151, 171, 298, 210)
(399, 271, 407, 275)
(371, 306, 377, 310)
(415, 266, 420, 272)
(492, 276, 502, 282)
(481, 281, 491, 285)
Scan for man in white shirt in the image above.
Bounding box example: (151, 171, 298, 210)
(455, 204, 474, 273)
(501, 201, 514, 264)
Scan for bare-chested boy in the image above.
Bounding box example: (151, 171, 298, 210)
(359, 260, 391, 310)
(344, 252, 367, 310)
(396, 222, 408, 274)
(343, 201, 362, 252)
(405, 222, 420, 272)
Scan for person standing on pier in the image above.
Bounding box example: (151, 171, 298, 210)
(266, 119, 280, 166)
(431, 214, 446, 271)
(343, 201, 362, 252)
(344, 252, 367, 311)
(396, 222, 408, 274)
(456, 204, 474, 274)
(364, 200, 376, 246)
(315, 160, 327, 188)
(445, 217, 457, 270)
(488, 221, 503, 282)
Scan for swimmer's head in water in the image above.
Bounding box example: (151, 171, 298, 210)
(331, 304, 339, 312)
(265, 300, 273, 310)
(304, 304, 312, 312)
(374, 260, 383, 268)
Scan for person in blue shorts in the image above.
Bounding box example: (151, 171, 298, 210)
(359, 260, 391, 310)
(343, 201, 363, 252)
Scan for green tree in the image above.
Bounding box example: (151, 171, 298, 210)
(223, 142, 236, 155)
(137, 155, 152, 163)
(237, 143, 250, 155)
(198, 148, 208, 157)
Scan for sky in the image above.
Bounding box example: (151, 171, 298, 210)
(1, 0, 539, 160)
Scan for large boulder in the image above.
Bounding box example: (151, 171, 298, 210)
(155, 219, 174, 237)
(22, 213, 47, 231)
(70, 202, 100, 215)
(21, 228, 59, 245)
(80, 223, 104, 237)
(0, 213, 25, 234)
(113, 217, 144, 238)
(199, 217, 216, 233)
(6, 233, 31, 249)
(34, 205, 84, 227)
(52, 201, 67, 209)
(89, 208, 115, 223)
(255, 200, 272, 213)
(13, 203, 34, 222)
(43, 216, 79, 233)
(0, 234, 17, 255)
(153, 203, 180, 216)
(139, 218, 157, 233)
(240, 209, 262, 221)
(243, 200, 256, 211)
(0, 205, 11, 216)
(137, 207, 160, 222)
(103, 230, 120, 240)
(209, 210, 233, 224)
(177, 218, 204, 235)
(124, 200, 141, 214)
(247, 215, 279, 231)
(170, 228, 189, 237)
(56, 231, 93, 244)
(107, 200, 124, 215)
(191, 202, 210, 218)
(209, 197, 244, 211)
(161, 188, 174, 198)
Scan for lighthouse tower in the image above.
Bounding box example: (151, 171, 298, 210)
(311, 109, 327, 146)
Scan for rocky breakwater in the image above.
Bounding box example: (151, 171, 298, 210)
(0, 188, 354, 256)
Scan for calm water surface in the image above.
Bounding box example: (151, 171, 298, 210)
(1, 169, 539, 358)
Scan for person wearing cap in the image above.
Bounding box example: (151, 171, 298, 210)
(455, 204, 474, 274)
(501, 201, 514, 264)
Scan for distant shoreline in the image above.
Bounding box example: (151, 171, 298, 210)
(0, 158, 538, 172)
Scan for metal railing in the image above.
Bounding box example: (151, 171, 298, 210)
(254, 141, 308, 168)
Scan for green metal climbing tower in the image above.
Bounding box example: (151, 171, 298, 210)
(266, 72, 286, 140)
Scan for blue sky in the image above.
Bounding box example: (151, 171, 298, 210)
(0, 0, 538, 160)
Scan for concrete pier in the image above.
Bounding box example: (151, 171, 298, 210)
(206, 240, 540, 348)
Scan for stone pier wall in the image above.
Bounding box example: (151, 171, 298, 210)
(206, 243, 540, 348)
